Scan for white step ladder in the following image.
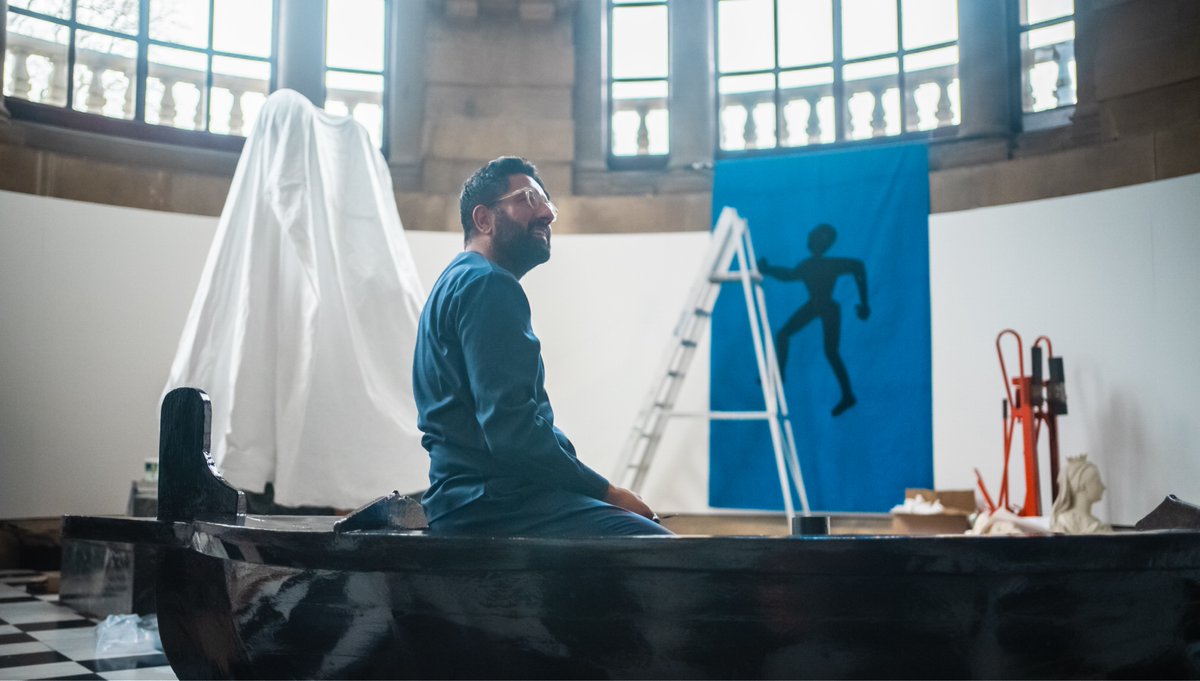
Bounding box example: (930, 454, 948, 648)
(613, 207, 811, 521)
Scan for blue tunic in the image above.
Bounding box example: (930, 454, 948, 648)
(413, 252, 611, 526)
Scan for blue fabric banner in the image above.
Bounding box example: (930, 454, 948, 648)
(709, 144, 932, 512)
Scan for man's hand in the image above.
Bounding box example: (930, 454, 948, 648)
(604, 484, 658, 521)
(757, 257, 770, 273)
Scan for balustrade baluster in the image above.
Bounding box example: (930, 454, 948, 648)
(635, 102, 650, 155)
(1053, 43, 1075, 107)
(229, 90, 245, 135)
(85, 64, 108, 113)
(123, 70, 135, 118)
(11, 49, 32, 99)
(935, 77, 954, 126)
(904, 86, 919, 131)
(345, 98, 359, 118)
(805, 95, 821, 144)
(742, 100, 758, 149)
(47, 57, 67, 105)
(1023, 60, 1035, 111)
(870, 87, 887, 137)
(159, 78, 177, 125)
(778, 101, 791, 147)
(193, 83, 205, 129)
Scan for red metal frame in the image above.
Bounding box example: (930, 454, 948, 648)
(979, 329, 1064, 517)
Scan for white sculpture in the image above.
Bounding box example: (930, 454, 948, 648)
(163, 90, 428, 509)
(1050, 454, 1112, 534)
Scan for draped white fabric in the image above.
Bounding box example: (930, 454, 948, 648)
(163, 89, 428, 508)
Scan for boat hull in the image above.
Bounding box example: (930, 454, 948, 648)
(62, 389, 1200, 679)
(149, 521, 1200, 679)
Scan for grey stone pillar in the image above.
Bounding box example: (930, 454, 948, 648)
(275, 0, 326, 105)
(572, 0, 606, 182)
(386, 0, 425, 190)
(1, 0, 11, 120)
(956, 0, 1013, 139)
(667, 0, 715, 171)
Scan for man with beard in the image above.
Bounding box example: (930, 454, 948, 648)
(412, 157, 672, 537)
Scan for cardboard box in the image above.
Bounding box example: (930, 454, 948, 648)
(890, 488, 975, 535)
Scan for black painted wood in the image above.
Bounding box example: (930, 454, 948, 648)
(334, 491, 428, 533)
(56, 386, 1200, 678)
(1137, 495, 1200, 530)
(147, 524, 1200, 680)
(157, 388, 245, 523)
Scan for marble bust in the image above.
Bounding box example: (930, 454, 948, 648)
(1050, 454, 1112, 534)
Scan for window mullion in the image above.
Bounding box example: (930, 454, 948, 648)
(895, 0, 905, 134)
(269, 0, 280, 92)
(606, 0, 616, 159)
(135, 0, 148, 122)
(832, 0, 844, 141)
(65, 0, 77, 110)
(772, 0, 781, 149)
(205, 0, 214, 132)
(379, 0, 390, 155)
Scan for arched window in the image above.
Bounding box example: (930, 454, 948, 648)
(1017, 0, 1074, 114)
(324, 0, 386, 147)
(607, 0, 669, 164)
(4, 0, 275, 136)
(715, 0, 960, 151)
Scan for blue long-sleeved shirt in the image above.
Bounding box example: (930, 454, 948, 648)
(413, 251, 610, 523)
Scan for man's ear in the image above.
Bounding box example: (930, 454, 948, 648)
(471, 204, 495, 236)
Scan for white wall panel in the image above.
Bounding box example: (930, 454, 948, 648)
(3, 172, 1197, 523)
(929, 174, 1200, 524)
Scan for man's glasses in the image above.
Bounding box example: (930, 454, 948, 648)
(488, 186, 558, 221)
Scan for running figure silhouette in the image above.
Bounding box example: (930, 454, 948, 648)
(758, 223, 869, 417)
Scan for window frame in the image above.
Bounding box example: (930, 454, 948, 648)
(605, 0, 670, 171)
(1011, 0, 1075, 129)
(4, 0, 279, 149)
(712, 0, 961, 157)
(322, 0, 390, 154)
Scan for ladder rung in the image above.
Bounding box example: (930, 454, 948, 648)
(679, 339, 697, 348)
(667, 410, 772, 420)
(693, 307, 712, 317)
(666, 370, 685, 378)
(709, 273, 763, 284)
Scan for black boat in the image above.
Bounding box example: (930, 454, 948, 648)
(62, 388, 1200, 679)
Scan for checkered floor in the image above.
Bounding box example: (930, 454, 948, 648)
(0, 570, 175, 680)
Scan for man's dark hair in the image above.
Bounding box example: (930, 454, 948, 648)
(459, 156, 549, 242)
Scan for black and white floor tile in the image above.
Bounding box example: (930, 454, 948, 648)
(0, 571, 176, 680)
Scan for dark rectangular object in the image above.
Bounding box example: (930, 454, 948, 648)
(1030, 346, 1044, 406)
(1048, 356, 1068, 414)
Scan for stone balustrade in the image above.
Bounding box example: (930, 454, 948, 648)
(726, 64, 957, 150)
(4, 31, 381, 135)
(1022, 39, 1075, 112)
(611, 95, 667, 156)
(4, 27, 1072, 148)
(607, 39, 1073, 155)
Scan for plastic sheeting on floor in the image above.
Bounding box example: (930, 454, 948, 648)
(163, 89, 428, 508)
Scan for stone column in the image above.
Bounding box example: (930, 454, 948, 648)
(275, 0, 326, 105)
(386, 0, 425, 190)
(572, 0, 606, 183)
(1, 0, 11, 120)
(667, 0, 715, 172)
(955, 0, 1013, 139)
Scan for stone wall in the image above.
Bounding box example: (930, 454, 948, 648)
(1, 0, 1197, 231)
